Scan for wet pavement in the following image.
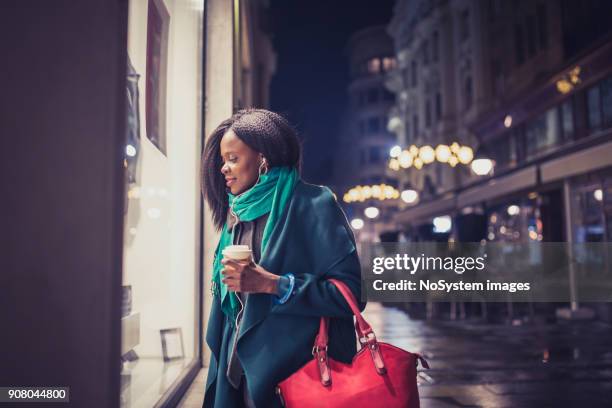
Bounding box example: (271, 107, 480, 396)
(362, 303, 612, 408)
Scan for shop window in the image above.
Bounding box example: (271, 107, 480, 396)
(413, 114, 419, 137)
(601, 77, 612, 125)
(487, 134, 516, 169)
(525, 107, 560, 157)
(486, 197, 541, 243)
(587, 77, 612, 132)
(560, 99, 574, 140)
(411, 60, 418, 87)
(122, 0, 201, 406)
(587, 86, 602, 130)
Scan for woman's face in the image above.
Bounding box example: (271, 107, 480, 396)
(220, 130, 261, 195)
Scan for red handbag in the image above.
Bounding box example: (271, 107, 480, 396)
(276, 278, 429, 408)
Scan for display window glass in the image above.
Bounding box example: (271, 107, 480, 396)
(121, 1, 204, 406)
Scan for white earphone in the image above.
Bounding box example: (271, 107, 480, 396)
(229, 155, 269, 227)
(259, 155, 268, 174)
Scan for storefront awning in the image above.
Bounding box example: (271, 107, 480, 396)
(457, 165, 538, 208)
(540, 140, 612, 183)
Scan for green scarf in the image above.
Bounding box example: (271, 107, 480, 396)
(212, 166, 298, 324)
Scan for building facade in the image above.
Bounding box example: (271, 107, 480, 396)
(386, 0, 612, 240)
(386, 0, 564, 205)
(335, 26, 399, 241)
(386, 0, 612, 318)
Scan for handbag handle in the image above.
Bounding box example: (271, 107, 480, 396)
(312, 279, 387, 386)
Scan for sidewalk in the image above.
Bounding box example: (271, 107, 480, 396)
(179, 302, 612, 407)
(363, 303, 612, 408)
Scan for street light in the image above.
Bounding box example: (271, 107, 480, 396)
(388, 142, 478, 171)
(433, 216, 452, 233)
(594, 188, 603, 201)
(418, 145, 435, 164)
(507, 205, 520, 216)
(471, 158, 494, 175)
(343, 184, 400, 203)
(435, 144, 451, 163)
(401, 189, 419, 204)
(457, 146, 474, 164)
(350, 218, 364, 230)
(471, 145, 494, 176)
(389, 145, 402, 158)
(504, 115, 513, 128)
(398, 150, 413, 168)
(364, 206, 380, 219)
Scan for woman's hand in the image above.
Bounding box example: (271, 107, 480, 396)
(221, 258, 280, 294)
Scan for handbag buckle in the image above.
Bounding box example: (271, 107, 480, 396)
(312, 345, 331, 386)
(358, 331, 377, 346)
(312, 345, 328, 356)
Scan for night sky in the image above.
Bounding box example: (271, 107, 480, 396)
(269, 0, 395, 185)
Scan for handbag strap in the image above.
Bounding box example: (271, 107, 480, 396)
(312, 279, 387, 386)
(328, 278, 373, 338)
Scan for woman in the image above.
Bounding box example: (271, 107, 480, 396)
(201, 109, 365, 408)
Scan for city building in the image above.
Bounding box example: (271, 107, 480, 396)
(386, 0, 612, 319)
(335, 25, 399, 242)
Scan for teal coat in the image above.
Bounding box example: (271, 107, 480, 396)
(203, 181, 366, 407)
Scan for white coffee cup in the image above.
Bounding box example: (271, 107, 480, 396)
(222, 245, 252, 261)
